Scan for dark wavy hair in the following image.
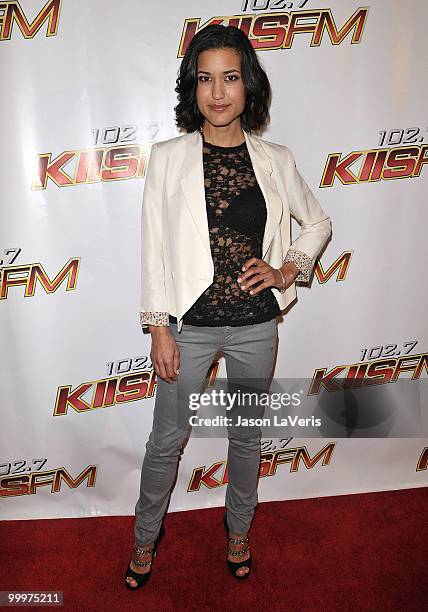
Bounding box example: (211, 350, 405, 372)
(174, 25, 271, 134)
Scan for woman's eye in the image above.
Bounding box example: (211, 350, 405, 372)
(197, 75, 240, 82)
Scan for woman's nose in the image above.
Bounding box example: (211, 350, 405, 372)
(211, 79, 225, 100)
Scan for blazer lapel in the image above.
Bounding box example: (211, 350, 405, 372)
(179, 131, 211, 254)
(179, 130, 283, 259)
(244, 131, 283, 258)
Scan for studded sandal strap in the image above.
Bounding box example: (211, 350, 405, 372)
(132, 557, 152, 568)
(132, 544, 155, 567)
(133, 544, 154, 555)
(228, 544, 250, 557)
(228, 535, 249, 545)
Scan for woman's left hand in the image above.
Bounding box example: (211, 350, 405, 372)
(237, 258, 299, 295)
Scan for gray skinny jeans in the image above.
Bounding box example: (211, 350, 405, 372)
(134, 318, 278, 545)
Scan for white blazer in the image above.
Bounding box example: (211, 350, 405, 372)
(140, 129, 332, 333)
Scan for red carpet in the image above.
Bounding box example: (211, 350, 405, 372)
(1, 487, 426, 611)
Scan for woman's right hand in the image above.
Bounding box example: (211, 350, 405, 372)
(149, 326, 180, 383)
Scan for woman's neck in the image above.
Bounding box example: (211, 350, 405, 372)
(200, 123, 245, 148)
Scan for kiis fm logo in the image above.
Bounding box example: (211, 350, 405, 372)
(54, 356, 155, 416)
(0, 0, 61, 41)
(0, 249, 79, 300)
(310, 348, 427, 395)
(32, 125, 151, 190)
(0, 465, 96, 497)
(321, 144, 428, 187)
(178, 5, 368, 57)
(188, 442, 334, 491)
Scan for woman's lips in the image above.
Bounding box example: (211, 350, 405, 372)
(210, 105, 230, 112)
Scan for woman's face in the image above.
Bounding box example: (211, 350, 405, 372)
(195, 47, 246, 129)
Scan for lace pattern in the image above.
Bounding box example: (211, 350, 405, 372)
(178, 138, 280, 326)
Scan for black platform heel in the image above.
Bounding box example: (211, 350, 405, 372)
(125, 523, 165, 589)
(223, 512, 252, 579)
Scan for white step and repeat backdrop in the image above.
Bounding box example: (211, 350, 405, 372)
(1, 0, 427, 520)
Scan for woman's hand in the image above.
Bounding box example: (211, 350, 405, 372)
(237, 258, 300, 295)
(148, 326, 180, 384)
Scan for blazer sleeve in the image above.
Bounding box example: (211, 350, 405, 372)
(140, 142, 169, 328)
(283, 147, 332, 283)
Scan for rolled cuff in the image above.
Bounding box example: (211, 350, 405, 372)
(284, 248, 313, 284)
(140, 311, 170, 328)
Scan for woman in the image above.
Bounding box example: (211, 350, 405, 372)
(125, 24, 331, 588)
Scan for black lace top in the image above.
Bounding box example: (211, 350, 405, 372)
(169, 136, 281, 327)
